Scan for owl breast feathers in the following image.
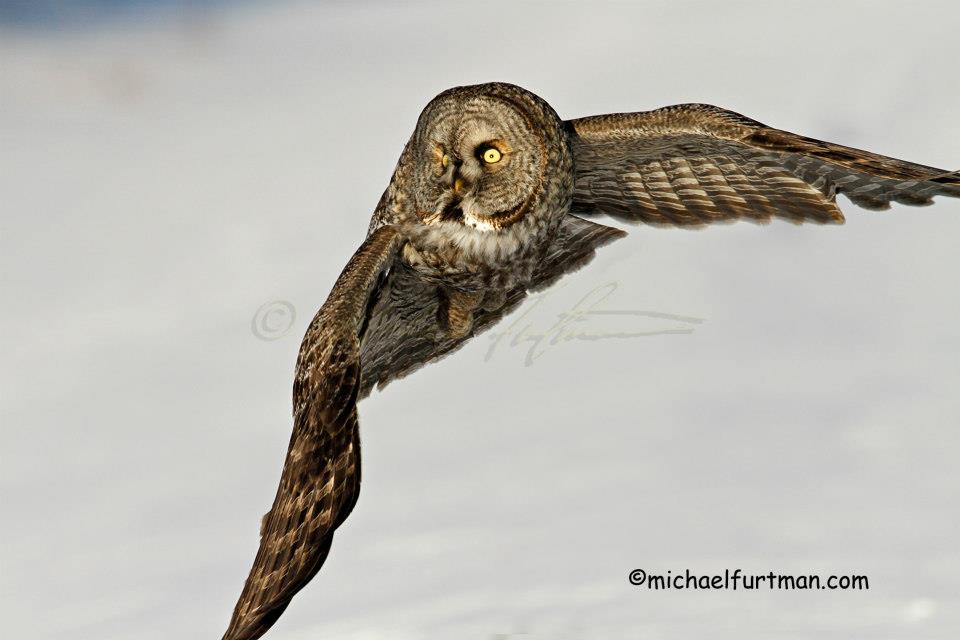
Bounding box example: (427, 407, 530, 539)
(221, 82, 957, 640)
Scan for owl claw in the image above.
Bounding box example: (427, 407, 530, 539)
(444, 313, 474, 340)
(480, 289, 507, 312)
(439, 288, 484, 340)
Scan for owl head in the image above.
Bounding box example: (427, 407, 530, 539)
(405, 83, 571, 237)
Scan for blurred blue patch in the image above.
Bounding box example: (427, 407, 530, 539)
(0, 0, 238, 27)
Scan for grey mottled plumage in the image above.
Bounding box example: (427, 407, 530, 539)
(222, 83, 958, 639)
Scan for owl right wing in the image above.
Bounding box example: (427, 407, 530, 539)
(222, 226, 402, 640)
(568, 104, 959, 226)
(223, 213, 623, 639)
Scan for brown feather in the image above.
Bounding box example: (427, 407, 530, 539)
(222, 216, 625, 638)
(221, 226, 403, 640)
(358, 214, 625, 397)
(568, 104, 959, 225)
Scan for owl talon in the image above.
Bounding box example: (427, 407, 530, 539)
(480, 289, 507, 312)
(439, 288, 484, 340)
(444, 312, 474, 340)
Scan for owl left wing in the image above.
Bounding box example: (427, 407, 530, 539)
(222, 226, 402, 640)
(568, 105, 959, 226)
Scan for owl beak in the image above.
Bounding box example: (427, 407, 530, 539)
(428, 159, 468, 223)
(443, 158, 469, 196)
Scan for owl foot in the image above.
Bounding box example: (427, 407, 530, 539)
(480, 289, 507, 312)
(439, 288, 484, 340)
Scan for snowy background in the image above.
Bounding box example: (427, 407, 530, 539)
(2, 1, 959, 638)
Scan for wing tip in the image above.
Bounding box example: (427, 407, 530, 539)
(930, 169, 960, 193)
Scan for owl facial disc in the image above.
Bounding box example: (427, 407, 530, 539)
(412, 88, 549, 232)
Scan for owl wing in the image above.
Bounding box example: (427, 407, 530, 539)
(568, 104, 959, 226)
(358, 214, 625, 396)
(223, 215, 624, 639)
(222, 226, 402, 640)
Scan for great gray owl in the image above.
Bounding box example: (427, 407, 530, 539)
(221, 82, 958, 639)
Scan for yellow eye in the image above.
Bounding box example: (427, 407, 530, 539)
(441, 154, 450, 168)
(482, 147, 502, 164)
